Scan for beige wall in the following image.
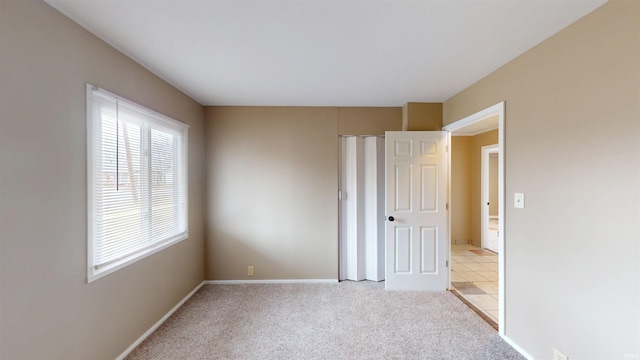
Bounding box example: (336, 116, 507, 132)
(450, 137, 472, 243)
(204, 106, 400, 280)
(402, 102, 443, 131)
(469, 130, 498, 245)
(489, 154, 498, 216)
(450, 130, 498, 245)
(0, 1, 205, 359)
(338, 107, 402, 135)
(444, 0, 639, 358)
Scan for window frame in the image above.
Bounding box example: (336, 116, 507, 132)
(86, 84, 189, 283)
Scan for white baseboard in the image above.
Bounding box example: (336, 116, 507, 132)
(115, 281, 204, 360)
(204, 279, 339, 285)
(115, 279, 338, 358)
(501, 334, 534, 360)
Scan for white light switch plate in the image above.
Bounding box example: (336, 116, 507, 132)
(553, 348, 568, 360)
(514, 193, 525, 209)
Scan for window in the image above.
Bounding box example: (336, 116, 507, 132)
(87, 84, 188, 282)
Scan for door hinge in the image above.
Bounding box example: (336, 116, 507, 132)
(446, 203, 449, 210)
(338, 190, 343, 200)
(446, 260, 449, 268)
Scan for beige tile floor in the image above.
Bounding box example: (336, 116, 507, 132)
(451, 244, 499, 324)
(485, 217, 499, 253)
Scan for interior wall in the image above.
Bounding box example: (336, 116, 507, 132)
(489, 154, 498, 216)
(450, 137, 472, 243)
(443, 0, 639, 358)
(470, 130, 498, 245)
(0, 1, 206, 359)
(402, 102, 443, 131)
(204, 106, 401, 280)
(338, 107, 402, 135)
(450, 130, 497, 245)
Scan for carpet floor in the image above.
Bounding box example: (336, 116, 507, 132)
(126, 282, 525, 359)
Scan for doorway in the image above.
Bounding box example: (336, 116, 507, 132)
(443, 102, 505, 336)
(482, 144, 499, 253)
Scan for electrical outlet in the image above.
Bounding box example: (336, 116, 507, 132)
(248, 266, 254, 276)
(553, 348, 568, 360)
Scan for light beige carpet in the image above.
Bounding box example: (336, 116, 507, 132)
(126, 282, 524, 359)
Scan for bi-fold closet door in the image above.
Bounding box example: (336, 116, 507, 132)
(339, 136, 385, 281)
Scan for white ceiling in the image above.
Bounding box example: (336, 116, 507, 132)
(45, 0, 606, 107)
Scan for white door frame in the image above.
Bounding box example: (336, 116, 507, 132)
(481, 144, 499, 251)
(443, 101, 505, 337)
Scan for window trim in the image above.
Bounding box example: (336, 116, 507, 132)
(86, 84, 189, 283)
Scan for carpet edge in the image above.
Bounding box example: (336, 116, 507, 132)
(115, 281, 205, 360)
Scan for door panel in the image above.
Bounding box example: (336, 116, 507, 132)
(395, 165, 412, 211)
(385, 131, 448, 290)
(420, 165, 437, 211)
(420, 227, 437, 273)
(394, 227, 411, 273)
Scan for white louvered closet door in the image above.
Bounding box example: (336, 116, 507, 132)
(339, 136, 385, 282)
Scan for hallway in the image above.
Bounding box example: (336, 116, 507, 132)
(451, 244, 499, 326)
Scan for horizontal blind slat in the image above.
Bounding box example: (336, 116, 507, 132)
(89, 85, 188, 279)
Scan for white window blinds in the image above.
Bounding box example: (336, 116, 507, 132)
(87, 84, 188, 282)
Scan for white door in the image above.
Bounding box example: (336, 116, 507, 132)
(385, 131, 449, 290)
(481, 145, 500, 253)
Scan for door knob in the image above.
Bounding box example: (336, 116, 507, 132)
(387, 216, 395, 222)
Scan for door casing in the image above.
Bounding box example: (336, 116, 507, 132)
(443, 101, 505, 337)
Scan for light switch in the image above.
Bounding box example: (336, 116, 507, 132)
(514, 193, 525, 209)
